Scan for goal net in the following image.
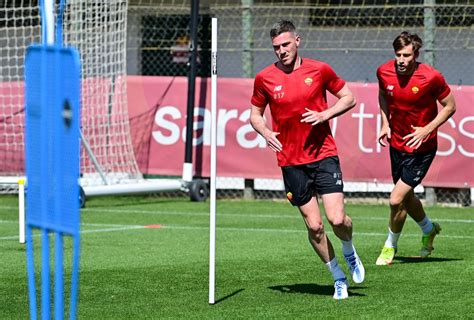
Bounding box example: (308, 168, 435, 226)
(0, 0, 142, 193)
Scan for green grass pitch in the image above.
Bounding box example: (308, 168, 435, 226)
(1, 195, 473, 319)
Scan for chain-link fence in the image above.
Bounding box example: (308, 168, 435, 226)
(128, 0, 473, 84)
(127, 0, 473, 206)
(1, 1, 470, 205)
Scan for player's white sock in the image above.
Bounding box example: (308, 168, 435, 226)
(326, 257, 346, 281)
(341, 239, 354, 256)
(384, 228, 401, 248)
(417, 216, 434, 234)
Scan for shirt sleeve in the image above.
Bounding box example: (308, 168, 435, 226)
(376, 66, 385, 92)
(250, 73, 268, 108)
(321, 63, 345, 95)
(431, 70, 451, 101)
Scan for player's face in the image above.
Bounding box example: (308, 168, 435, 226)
(395, 44, 417, 75)
(272, 32, 300, 68)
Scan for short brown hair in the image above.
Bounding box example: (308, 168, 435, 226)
(393, 31, 423, 54)
(270, 20, 297, 39)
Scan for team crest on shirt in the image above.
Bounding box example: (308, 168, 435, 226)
(274, 85, 282, 92)
(304, 77, 313, 86)
(411, 86, 419, 94)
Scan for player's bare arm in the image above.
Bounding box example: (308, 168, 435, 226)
(403, 92, 456, 149)
(300, 84, 356, 125)
(377, 89, 391, 147)
(250, 104, 282, 152)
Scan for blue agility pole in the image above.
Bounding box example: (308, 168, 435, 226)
(25, 0, 81, 319)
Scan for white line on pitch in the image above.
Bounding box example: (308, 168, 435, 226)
(88, 208, 474, 224)
(1, 222, 473, 240)
(1, 205, 473, 224)
(72, 207, 474, 224)
(0, 225, 147, 240)
(159, 225, 474, 239)
(1, 209, 474, 224)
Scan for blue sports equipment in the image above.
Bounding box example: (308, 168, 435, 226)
(25, 0, 81, 319)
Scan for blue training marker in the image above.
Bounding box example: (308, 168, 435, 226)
(24, 0, 81, 319)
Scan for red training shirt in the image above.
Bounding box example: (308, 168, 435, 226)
(377, 60, 451, 153)
(251, 58, 345, 167)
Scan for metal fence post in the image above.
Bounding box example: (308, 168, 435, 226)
(425, 187, 437, 206)
(423, 0, 436, 66)
(242, 0, 253, 78)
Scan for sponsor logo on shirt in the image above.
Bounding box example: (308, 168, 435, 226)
(273, 85, 284, 99)
(386, 84, 394, 96)
(304, 77, 313, 86)
(411, 86, 419, 94)
(273, 92, 284, 99)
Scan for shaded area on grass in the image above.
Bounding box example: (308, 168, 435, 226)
(213, 288, 245, 304)
(268, 283, 366, 297)
(394, 256, 462, 264)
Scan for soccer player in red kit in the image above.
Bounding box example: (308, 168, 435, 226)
(375, 31, 456, 265)
(250, 20, 365, 300)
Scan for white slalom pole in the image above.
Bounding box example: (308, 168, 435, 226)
(209, 17, 218, 305)
(44, 0, 55, 45)
(18, 178, 25, 244)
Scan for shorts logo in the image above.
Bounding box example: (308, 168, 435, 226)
(411, 86, 419, 94)
(286, 192, 293, 201)
(304, 77, 313, 86)
(413, 170, 422, 182)
(274, 85, 282, 92)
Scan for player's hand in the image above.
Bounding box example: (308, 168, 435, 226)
(403, 125, 430, 149)
(301, 108, 327, 125)
(377, 125, 391, 147)
(263, 131, 282, 153)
